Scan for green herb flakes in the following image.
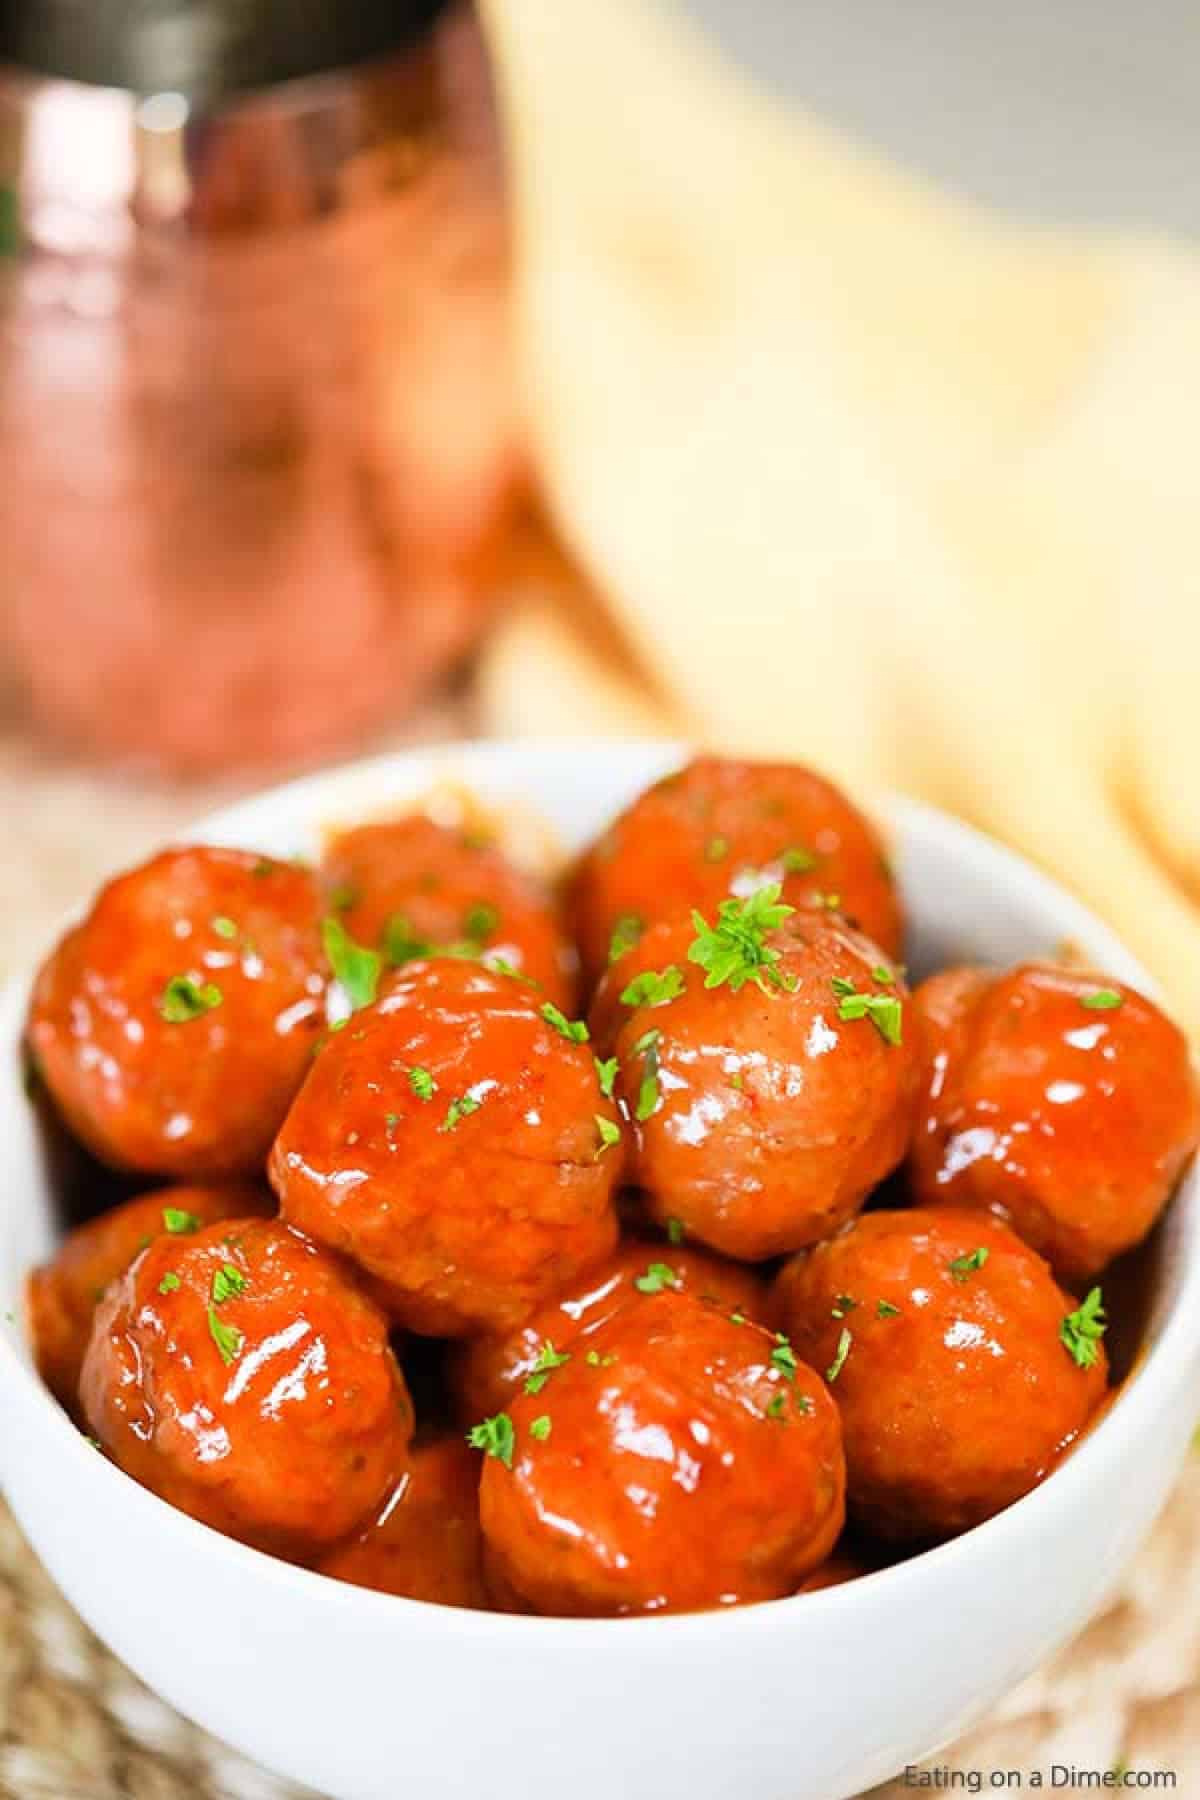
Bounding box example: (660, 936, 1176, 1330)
(687, 885, 796, 994)
(1060, 1287, 1107, 1369)
(160, 976, 222, 1024)
(619, 966, 685, 1009)
(634, 1261, 679, 1295)
(525, 1342, 571, 1396)
(594, 1056, 618, 1098)
(323, 917, 381, 1011)
(207, 1306, 243, 1367)
(948, 1248, 989, 1283)
(467, 1412, 515, 1468)
(826, 1328, 852, 1384)
(541, 1002, 590, 1043)
(608, 914, 645, 963)
(1081, 988, 1123, 1012)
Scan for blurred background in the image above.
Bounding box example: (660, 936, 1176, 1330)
(699, 0, 1200, 231)
(3, 1, 1200, 1794)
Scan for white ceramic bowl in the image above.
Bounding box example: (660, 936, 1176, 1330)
(2, 741, 1198, 1800)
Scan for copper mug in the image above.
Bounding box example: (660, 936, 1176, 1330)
(0, 0, 516, 771)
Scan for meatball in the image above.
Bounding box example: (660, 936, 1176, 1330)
(319, 1438, 488, 1610)
(27, 1183, 270, 1415)
(28, 848, 327, 1178)
(81, 1218, 412, 1559)
(271, 959, 621, 1336)
(774, 1208, 1108, 1541)
(910, 964, 1200, 1283)
(449, 1238, 773, 1422)
(322, 814, 577, 1008)
(477, 1291, 844, 1615)
(596, 904, 917, 1260)
(569, 756, 901, 986)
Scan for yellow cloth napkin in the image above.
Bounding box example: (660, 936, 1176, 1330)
(475, 0, 1200, 1034)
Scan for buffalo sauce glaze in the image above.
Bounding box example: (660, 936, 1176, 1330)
(910, 964, 1200, 1284)
(595, 913, 918, 1260)
(25, 759, 1197, 1616)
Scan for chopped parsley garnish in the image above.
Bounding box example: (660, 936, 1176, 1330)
(826, 1328, 852, 1383)
(634, 1028, 662, 1121)
(666, 1217, 685, 1246)
(831, 975, 903, 1046)
(585, 1349, 617, 1368)
(381, 912, 435, 967)
(439, 1091, 485, 1133)
(766, 1393, 787, 1421)
(467, 1412, 515, 1468)
(408, 1066, 436, 1102)
(1081, 988, 1123, 1012)
(323, 916, 381, 1011)
(948, 1247, 989, 1282)
(831, 1294, 858, 1319)
(211, 1264, 248, 1306)
(704, 835, 729, 863)
(730, 1310, 746, 1326)
(1060, 1287, 1107, 1369)
(876, 1299, 901, 1320)
(608, 913, 644, 963)
(529, 1415, 552, 1442)
(779, 845, 818, 874)
(211, 915, 238, 941)
(541, 1001, 590, 1043)
(462, 903, 499, 943)
(871, 965, 895, 986)
(688, 885, 796, 994)
(524, 1341, 571, 1395)
(635, 1261, 679, 1294)
(207, 1305, 243, 1367)
(328, 883, 358, 913)
(486, 956, 538, 987)
(595, 1115, 621, 1155)
(594, 1055, 618, 1098)
(385, 1112, 399, 1137)
(160, 975, 223, 1024)
(619, 966, 685, 1009)
(158, 1273, 181, 1296)
(163, 1207, 201, 1235)
(771, 1337, 798, 1381)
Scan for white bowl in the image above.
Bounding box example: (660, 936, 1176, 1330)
(2, 740, 1198, 1800)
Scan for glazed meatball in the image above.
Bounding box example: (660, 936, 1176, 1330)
(596, 904, 917, 1260)
(477, 1291, 844, 1615)
(271, 959, 621, 1336)
(319, 1437, 488, 1610)
(774, 1208, 1108, 1541)
(81, 1218, 412, 1559)
(28, 849, 327, 1178)
(569, 756, 901, 986)
(322, 814, 577, 1008)
(910, 964, 1200, 1283)
(27, 1183, 270, 1415)
(449, 1238, 773, 1422)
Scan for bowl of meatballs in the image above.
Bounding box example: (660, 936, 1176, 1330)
(1, 740, 1198, 1800)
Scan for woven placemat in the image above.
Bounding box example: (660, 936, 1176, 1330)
(2, 716, 1198, 1799)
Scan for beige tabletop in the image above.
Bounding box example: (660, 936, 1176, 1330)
(1, 719, 1197, 1800)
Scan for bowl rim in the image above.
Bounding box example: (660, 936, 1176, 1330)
(2, 736, 1197, 1649)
